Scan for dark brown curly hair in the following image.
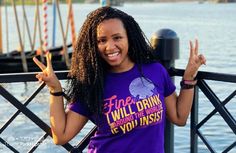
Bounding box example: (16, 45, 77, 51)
(67, 6, 156, 118)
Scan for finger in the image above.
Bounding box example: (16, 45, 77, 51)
(36, 73, 44, 82)
(33, 57, 46, 71)
(189, 40, 194, 57)
(36, 72, 53, 84)
(199, 54, 206, 65)
(195, 39, 199, 55)
(46, 52, 53, 70)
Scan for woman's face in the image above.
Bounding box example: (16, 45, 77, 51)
(97, 18, 134, 73)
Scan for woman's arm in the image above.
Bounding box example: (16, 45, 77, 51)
(165, 89, 194, 126)
(165, 39, 206, 126)
(33, 53, 88, 145)
(50, 95, 88, 145)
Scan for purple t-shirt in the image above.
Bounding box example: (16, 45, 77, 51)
(69, 62, 176, 153)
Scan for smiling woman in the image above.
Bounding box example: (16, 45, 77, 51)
(33, 6, 206, 153)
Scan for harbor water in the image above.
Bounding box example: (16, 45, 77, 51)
(0, 2, 236, 153)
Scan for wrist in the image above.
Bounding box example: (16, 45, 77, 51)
(49, 88, 70, 101)
(180, 79, 197, 90)
(50, 90, 65, 97)
(50, 87, 65, 97)
(49, 86, 62, 93)
(183, 72, 196, 81)
(183, 75, 195, 81)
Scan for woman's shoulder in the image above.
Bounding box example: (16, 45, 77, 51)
(141, 62, 169, 78)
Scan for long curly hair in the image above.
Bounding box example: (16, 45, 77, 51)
(67, 6, 156, 117)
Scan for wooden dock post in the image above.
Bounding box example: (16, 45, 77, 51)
(56, 0, 70, 68)
(0, 1, 3, 54)
(11, 0, 28, 72)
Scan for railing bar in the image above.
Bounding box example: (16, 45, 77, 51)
(196, 109, 216, 129)
(24, 83, 46, 104)
(222, 141, 236, 153)
(196, 130, 217, 153)
(170, 68, 236, 83)
(0, 71, 69, 83)
(69, 126, 97, 153)
(0, 137, 19, 153)
(0, 83, 45, 134)
(0, 110, 19, 134)
(0, 85, 74, 151)
(27, 133, 49, 153)
(1, 69, 236, 83)
(197, 89, 236, 129)
(198, 80, 236, 134)
(222, 90, 236, 104)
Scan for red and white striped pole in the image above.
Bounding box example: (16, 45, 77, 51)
(42, 0, 48, 53)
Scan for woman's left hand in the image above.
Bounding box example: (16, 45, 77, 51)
(183, 39, 206, 80)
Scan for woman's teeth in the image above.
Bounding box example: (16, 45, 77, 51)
(107, 52, 119, 57)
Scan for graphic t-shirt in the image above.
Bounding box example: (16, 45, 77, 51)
(69, 62, 176, 153)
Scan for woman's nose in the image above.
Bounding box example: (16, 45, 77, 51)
(106, 40, 116, 51)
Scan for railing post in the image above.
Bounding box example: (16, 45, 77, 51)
(151, 29, 179, 153)
(191, 87, 199, 153)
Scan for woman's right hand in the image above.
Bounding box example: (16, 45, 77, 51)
(33, 53, 62, 92)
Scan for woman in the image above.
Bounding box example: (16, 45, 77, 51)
(33, 6, 206, 153)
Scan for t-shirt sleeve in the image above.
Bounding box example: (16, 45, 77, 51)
(67, 101, 90, 118)
(160, 65, 176, 97)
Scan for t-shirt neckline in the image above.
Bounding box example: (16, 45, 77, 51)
(107, 64, 137, 77)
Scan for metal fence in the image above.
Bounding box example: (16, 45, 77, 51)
(0, 69, 235, 153)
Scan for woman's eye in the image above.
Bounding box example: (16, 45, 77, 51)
(97, 39, 106, 44)
(114, 36, 122, 40)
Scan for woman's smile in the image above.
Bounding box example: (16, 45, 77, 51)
(106, 51, 120, 60)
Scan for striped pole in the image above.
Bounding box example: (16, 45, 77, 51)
(52, 0, 56, 47)
(42, 0, 48, 53)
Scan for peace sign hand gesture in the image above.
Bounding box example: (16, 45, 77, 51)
(33, 53, 62, 92)
(183, 39, 206, 80)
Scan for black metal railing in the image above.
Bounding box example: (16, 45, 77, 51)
(170, 68, 236, 153)
(0, 69, 236, 153)
(0, 71, 89, 153)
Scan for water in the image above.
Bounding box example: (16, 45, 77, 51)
(0, 2, 236, 153)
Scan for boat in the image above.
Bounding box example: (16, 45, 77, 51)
(0, 0, 76, 74)
(0, 44, 72, 73)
